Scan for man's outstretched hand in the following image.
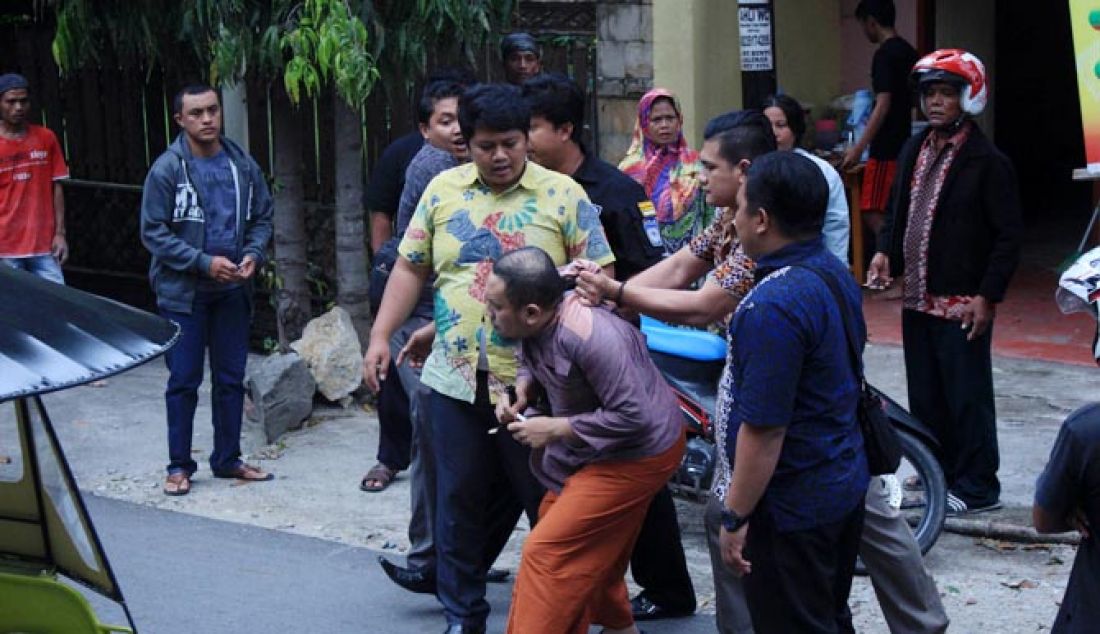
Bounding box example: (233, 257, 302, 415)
(570, 258, 616, 306)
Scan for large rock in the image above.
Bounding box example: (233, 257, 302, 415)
(290, 306, 364, 402)
(245, 352, 316, 445)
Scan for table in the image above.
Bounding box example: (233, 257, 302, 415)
(843, 164, 866, 284)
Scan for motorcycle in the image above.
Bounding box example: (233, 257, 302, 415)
(640, 315, 947, 556)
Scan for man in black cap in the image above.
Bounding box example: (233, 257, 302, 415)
(0, 73, 69, 284)
(501, 32, 542, 86)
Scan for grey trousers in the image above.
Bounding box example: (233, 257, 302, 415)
(389, 315, 435, 570)
(704, 497, 754, 634)
(860, 476, 949, 634)
(707, 477, 949, 634)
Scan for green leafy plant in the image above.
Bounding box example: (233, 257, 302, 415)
(281, 0, 379, 106)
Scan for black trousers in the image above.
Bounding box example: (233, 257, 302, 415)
(430, 374, 544, 627)
(375, 357, 412, 471)
(902, 309, 1000, 506)
(630, 485, 697, 611)
(743, 502, 864, 634)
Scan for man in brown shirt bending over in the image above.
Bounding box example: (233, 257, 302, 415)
(488, 246, 685, 634)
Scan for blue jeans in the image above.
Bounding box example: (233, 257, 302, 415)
(2, 255, 64, 284)
(161, 286, 250, 475)
(429, 375, 544, 627)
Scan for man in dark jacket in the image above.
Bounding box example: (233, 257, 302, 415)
(868, 49, 1023, 515)
(140, 84, 274, 497)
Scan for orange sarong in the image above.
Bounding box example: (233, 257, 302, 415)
(505, 434, 685, 634)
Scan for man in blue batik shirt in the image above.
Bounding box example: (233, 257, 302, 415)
(718, 151, 869, 633)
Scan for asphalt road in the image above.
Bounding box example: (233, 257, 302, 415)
(78, 495, 717, 634)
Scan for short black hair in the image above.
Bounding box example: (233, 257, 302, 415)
(493, 247, 566, 310)
(762, 94, 806, 148)
(458, 84, 530, 140)
(744, 151, 828, 241)
(521, 73, 585, 143)
(173, 83, 217, 115)
(702, 110, 777, 165)
(855, 0, 896, 27)
(417, 80, 466, 126)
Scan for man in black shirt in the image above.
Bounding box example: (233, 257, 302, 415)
(1035, 402, 1100, 634)
(522, 73, 693, 622)
(364, 67, 479, 253)
(364, 131, 424, 253)
(522, 73, 663, 281)
(845, 0, 919, 242)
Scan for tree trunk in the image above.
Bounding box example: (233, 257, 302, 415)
(271, 86, 311, 347)
(333, 96, 372, 345)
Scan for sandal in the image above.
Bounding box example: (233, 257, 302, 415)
(164, 472, 191, 496)
(213, 463, 274, 481)
(360, 463, 398, 492)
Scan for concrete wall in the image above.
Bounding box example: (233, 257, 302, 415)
(774, 0, 843, 117)
(839, 0, 919, 94)
(597, 0, 654, 163)
(934, 0, 995, 136)
(653, 0, 743, 148)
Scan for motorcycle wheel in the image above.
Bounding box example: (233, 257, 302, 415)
(855, 428, 946, 575)
(895, 428, 947, 554)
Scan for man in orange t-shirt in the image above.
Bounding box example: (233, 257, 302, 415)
(0, 73, 69, 284)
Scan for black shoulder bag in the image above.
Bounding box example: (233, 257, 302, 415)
(795, 265, 903, 475)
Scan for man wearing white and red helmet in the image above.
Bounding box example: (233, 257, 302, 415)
(868, 49, 1024, 516)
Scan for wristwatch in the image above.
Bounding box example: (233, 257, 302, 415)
(720, 508, 750, 532)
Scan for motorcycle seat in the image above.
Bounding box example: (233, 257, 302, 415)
(640, 315, 727, 362)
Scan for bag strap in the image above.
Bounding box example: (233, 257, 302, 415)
(791, 264, 866, 386)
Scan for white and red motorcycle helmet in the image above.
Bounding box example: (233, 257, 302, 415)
(910, 48, 988, 116)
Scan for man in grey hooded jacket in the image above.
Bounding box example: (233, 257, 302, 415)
(140, 84, 274, 497)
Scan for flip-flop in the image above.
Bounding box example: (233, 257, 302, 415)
(360, 463, 398, 492)
(164, 472, 191, 496)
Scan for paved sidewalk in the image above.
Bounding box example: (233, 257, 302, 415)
(31, 342, 1097, 631)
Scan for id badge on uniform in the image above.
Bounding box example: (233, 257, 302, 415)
(638, 201, 663, 248)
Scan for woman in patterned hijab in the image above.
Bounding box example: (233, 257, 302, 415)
(619, 88, 713, 253)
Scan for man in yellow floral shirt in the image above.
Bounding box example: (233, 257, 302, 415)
(363, 83, 615, 634)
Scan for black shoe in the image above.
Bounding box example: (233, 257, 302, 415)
(443, 625, 485, 634)
(630, 594, 695, 621)
(485, 567, 510, 583)
(379, 556, 436, 594)
(946, 492, 1003, 517)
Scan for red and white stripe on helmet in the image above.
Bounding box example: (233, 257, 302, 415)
(911, 48, 987, 116)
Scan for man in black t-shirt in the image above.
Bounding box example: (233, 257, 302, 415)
(364, 131, 424, 253)
(364, 67, 479, 253)
(522, 73, 663, 281)
(846, 0, 919, 241)
(1035, 402, 1100, 634)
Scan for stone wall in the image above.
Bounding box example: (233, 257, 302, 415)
(596, 0, 653, 164)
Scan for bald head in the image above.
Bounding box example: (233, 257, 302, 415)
(493, 247, 566, 310)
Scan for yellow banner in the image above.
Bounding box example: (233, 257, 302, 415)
(1070, 0, 1100, 168)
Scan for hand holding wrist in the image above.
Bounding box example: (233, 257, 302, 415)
(614, 280, 627, 305)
